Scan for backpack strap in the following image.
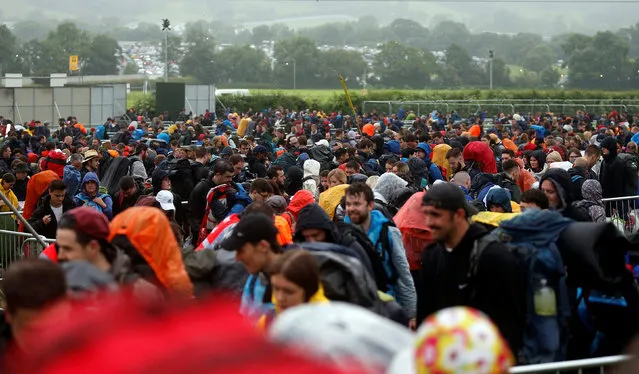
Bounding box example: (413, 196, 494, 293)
(467, 234, 500, 280)
(376, 222, 399, 284)
(571, 175, 584, 183)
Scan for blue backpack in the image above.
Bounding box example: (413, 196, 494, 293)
(470, 210, 573, 364)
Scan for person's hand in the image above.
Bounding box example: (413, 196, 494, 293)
(43, 215, 52, 225)
(93, 197, 106, 208)
(409, 318, 417, 331)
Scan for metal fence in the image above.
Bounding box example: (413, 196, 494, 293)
(361, 99, 639, 117)
(604, 195, 639, 236)
(510, 355, 629, 373)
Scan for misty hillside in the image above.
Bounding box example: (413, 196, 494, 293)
(1, 0, 636, 36)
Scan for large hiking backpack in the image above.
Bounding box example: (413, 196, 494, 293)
(471, 210, 574, 364)
(557, 222, 639, 358)
(197, 183, 250, 246)
(618, 153, 638, 195)
(307, 145, 333, 172)
(272, 152, 297, 173)
(288, 242, 408, 325)
(335, 221, 390, 293)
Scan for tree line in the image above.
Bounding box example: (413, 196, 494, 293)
(1, 19, 639, 90)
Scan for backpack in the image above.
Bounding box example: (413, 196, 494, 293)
(100, 157, 133, 197)
(618, 153, 638, 195)
(470, 210, 573, 364)
(197, 183, 250, 246)
(307, 145, 333, 172)
(335, 221, 390, 293)
(271, 152, 297, 173)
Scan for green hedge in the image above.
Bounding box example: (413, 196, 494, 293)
(215, 90, 639, 116)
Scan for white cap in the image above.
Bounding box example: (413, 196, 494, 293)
(155, 190, 175, 211)
(315, 139, 330, 148)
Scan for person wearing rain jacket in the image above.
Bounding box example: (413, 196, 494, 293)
(73, 172, 113, 220)
(415, 143, 443, 182)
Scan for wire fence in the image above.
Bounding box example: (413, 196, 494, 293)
(604, 195, 639, 236)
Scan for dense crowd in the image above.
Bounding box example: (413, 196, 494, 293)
(0, 107, 638, 373)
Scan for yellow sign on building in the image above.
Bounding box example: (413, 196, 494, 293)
(69, 55, 79, 71)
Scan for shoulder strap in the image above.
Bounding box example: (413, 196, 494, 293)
(467, 234, 500, 279)
(571, 175, 584, 183)
(376, 222, 399, 284)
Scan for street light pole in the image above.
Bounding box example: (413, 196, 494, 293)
(293, 58, 296, 90)
(162, 19, 171, 83)
(489, 50, 494, 90)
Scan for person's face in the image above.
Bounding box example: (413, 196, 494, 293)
(328, 177, 340, 188)
(482, 137, 491, 146)
(385, 163, 394, 173)
(161, 177, 171, 190)
(235, 241, 270, 274)
(407, 140, 417, 148)
(602, 148, 609, 156)
(84, 181, 98, 195)
(275, 170, 285, 185)
(2, 148, 10, 158)
(92, 139, 100, 147)
(320, 176, 329, 189)
(56, 229, 97, 264)
(49, 189, 66, 207)
(65, 137, 72, 145)
(215, 171, 234, 185)
(511, 167, 521, 181)
(240, 144, 249, 155)
(233, 162, 245, 176)
(345, 193, 372, 225)
(250, 190, 271, 202)
(15, 172, 27, 181)
(569, 152, 580, 164)
(337, 154, 347, 163)
(345, 167, 356, 177)
(501, 153, 512, 163)
(541, 180, 560, 209)
(271, 274, 306, 312)
(301, 228, 327, 243)
(2, 180, 14, 191)
(89, 158, 99, 169)
(421, 206, 459, 242)
(448, 157, 461, 172)
(434, 137, 444, 145)
(123, 185, 137, 198)
(530, 157, 539, 169)
(520, 202, 541, 211)
(489, 205, 506, 213)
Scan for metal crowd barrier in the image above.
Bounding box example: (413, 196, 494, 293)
(509, 355, 630, 374)
(0, 229, 54, 276)
(603, 195, 639, 235)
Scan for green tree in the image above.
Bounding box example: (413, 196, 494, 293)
(318, 49, 367, 87)
(83, 34, 120, 75)
(388, 19, 428, 43)
(250, 25, 274, 45)
(522, 44, 556, 73)
(561, 33, 592, 57)
(440, 43, 484, 87)
(180, 23, 217, 83)
(372, 41, 436, 88)
(273, 36, 321, 88)
(429, 21, 470, 50)
(0, 25, 20, 75)
(123, 62, 140, 75)
(540, 67, 560, 87)
(566, 31, 629, 89)
(215, 44, 271, 84)
(11, 20, 54, 41)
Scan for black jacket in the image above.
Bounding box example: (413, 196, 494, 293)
(568, 166, 588, 201)
(294, 203, 374, 275)
(540, 168, 591, 222)
(496, 173, 521, 203)
(418, 223, 524, 353)
(188, 178, 215, 239)
(599, 137, 628, 199)
(112, 189, 143, 216)
(247, 156, 267, 178)
(28, 194, 75, 239)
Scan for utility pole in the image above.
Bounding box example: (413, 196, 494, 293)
(293, 58, 296, 90)
(489, 50, 494, 90)
(162, 19, 171, 83)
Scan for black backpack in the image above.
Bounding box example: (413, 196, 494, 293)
(335, 221, 398, 293)
(307, 145, 333, 172)
(618, 153, 638, 195)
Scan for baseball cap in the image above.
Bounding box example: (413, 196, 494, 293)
(422, 182, 469, 214)
(62, 207, 110, 241)
(155, 190, 175, 211)
(221, 213, 278, 251)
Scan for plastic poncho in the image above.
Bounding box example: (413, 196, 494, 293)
(23, 171, 60, 221)
(431, 144, 452, 180)
(109, 207, 193, 298)
(318, 184, 349, 221)
(463, 141, 497, 174)
(393, 191, 432, 271)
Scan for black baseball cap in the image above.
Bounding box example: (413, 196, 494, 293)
(422, 182, 470, 216)
(221, 213, 279, 251)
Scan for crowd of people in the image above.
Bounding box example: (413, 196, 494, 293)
(0, 107, 638, 373)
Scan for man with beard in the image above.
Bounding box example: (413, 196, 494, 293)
(418, 183, 523, 352)
(343, 182, 416, 327)
(445, 147, 465, 175)
(267, 166, 286, 195)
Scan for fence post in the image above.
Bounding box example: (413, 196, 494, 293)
(0, 191, 46, 248)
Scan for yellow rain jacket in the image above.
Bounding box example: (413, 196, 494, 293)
(318, 184, 349, 220)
